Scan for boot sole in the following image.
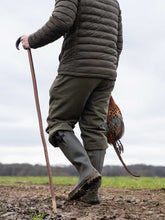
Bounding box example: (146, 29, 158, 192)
(80, 194, 100, 205)
(68, 172, 101, 200)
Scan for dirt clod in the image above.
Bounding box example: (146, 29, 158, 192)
(0, 185, 165, 219)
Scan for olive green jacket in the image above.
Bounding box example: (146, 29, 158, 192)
(29, 0, 123, 80)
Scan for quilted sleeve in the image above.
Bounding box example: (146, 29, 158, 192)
(28, 0, 79, 48)
(116, 9, 123, 67)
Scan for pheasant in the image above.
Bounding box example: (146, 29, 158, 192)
(106, 96, 139, 177)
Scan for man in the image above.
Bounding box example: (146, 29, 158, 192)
(21, 0, 123, 204)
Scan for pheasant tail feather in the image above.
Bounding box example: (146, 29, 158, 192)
(113, 143, 139, 177)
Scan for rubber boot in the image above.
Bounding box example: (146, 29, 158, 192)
(52, 131, 101, 200)
(79, 150, 106, 204)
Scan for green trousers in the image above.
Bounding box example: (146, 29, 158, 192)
(46, 75, 115, 150)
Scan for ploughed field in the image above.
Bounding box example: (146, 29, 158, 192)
(0, 177, 165, 220)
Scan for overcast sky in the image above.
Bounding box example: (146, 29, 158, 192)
(0, 0, 165, 167)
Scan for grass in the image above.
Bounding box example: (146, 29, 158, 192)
(0, 176, 165, 189)
(0, 176, 77, 185)
(25, 208, 48, 220)
(0, 204, 7, 214)
(102, 176, 165, 189)
(32, 211, 48, 220)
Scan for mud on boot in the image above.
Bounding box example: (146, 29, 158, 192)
(78, 182, 101, 204)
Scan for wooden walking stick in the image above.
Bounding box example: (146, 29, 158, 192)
(16, 37, 57, 213)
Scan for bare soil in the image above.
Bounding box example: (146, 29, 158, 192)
(0, 184, 165, 220)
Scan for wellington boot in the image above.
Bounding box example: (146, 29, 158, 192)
(79, 150, 106, 204)
(52, 131, 101, 200)
(87, 150, 106, 173)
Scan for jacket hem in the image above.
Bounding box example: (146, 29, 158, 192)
(58, 71, 117, 80)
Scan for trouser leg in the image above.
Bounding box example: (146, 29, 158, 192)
(46, 75, 105, 145)
(79, 79, 115, 151)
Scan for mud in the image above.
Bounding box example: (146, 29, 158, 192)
(0, 184, 165, 219)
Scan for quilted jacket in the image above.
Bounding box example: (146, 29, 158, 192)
(28, 0, 123, 80)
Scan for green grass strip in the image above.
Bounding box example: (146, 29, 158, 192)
(0, 176, 165, 189)
(0, 176, 77, 185)
(102, 176, 165, 189)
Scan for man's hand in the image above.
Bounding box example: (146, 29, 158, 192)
(21, 35, 30, 49)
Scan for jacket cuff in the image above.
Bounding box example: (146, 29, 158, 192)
(28, 34, 38, 49)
